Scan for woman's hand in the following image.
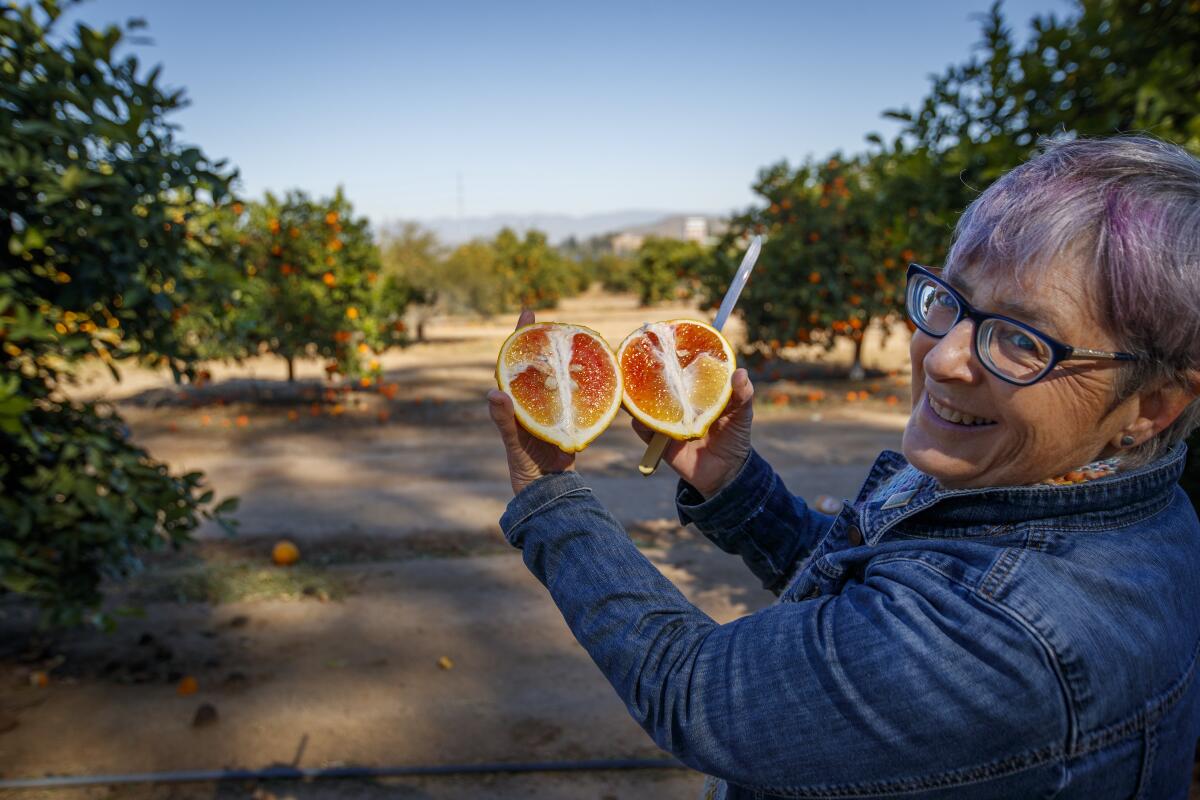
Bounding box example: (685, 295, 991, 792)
(631, 368, 755, 499)
(487, 309, 576, 496)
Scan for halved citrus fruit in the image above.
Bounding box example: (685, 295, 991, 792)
(496, 322, 622, 453)
(617, 319, 736, 440)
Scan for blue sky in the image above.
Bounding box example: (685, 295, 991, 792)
(67, 0, 1069, 224)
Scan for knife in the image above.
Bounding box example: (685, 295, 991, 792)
(638, 235, 763, 476)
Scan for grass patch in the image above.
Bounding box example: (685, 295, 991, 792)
(130, 562, 348, 605)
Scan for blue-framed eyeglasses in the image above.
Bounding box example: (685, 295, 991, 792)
(905, 263, 1139, 386)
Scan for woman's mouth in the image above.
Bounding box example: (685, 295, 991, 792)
(925, 394, 998, 428)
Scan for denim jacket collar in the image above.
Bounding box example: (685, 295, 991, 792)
(854, 443, 1189, 544)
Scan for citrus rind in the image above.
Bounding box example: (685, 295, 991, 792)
(495, 322, 623, 454)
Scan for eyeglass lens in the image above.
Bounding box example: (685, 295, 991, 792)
(908, 274, 1052, 384)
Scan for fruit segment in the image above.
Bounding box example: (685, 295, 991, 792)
(619, 330, 684, 423)
(504, 327, 563, 427)
(618, 319, 735, 440)
(496, 323, 622, 453)
(569, 333, 619, 429)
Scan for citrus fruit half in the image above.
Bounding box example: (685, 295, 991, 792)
(496, 322, 622, 453)
(617, 319, 736, 440)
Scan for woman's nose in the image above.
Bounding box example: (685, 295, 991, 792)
(923, 319, 978, 383)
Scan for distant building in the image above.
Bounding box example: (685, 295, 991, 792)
(609, 214, 726, 254)
(612, 232, 645, 255)
(683, 216, 708, 242)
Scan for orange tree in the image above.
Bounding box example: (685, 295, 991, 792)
(441, 239, 503, 316)
(592, 252, 637, 293)
(0, 1, 236, 626)
(493, 227, 587, 310)
(440, 228, 585, 316)
(874, 0, 1200, 282)
(697, 155, 900, 371)
(229, 189, 401, 381)
(633, 237, 711, 307)
(379, 222, 441, 342)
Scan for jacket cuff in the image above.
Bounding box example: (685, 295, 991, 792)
(675, 448, 774, 531)
(499, 471, 593, 548)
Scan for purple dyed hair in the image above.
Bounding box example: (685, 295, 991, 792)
(944, 135, 1200, 468)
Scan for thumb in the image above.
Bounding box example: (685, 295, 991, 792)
(727, 369, 755, 413)
(487, 389, 521, 444)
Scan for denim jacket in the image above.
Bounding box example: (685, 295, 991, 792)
(498, 443, 1200, 799)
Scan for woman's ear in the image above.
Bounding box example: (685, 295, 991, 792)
(1118, 371, 1200, 448)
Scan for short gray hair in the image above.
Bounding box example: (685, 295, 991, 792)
(944, 135, 1200, 469)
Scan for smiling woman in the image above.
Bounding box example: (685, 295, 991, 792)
(486, 135, 1200, 799)
(903, 136, 1200, 489)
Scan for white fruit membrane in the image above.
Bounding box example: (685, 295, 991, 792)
(500, 325, 619, 450)
(628, 321, 728, 433)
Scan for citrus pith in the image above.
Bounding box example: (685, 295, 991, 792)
(617, 319, 735, 440)
(496, 322, 622, 453)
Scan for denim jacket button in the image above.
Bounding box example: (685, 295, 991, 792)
(847, 525, 863, 546)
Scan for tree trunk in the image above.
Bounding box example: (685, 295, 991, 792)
(417, 318, 427, 343)
(848, 335, 866, 381)
(285, 355, 295, 383)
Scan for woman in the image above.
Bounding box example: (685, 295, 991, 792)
(486, 136, 1200, 798)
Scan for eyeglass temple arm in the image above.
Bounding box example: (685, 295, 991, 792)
(1067, 347, 1138, 361)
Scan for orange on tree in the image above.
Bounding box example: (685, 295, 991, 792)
(495, 322, 622, 453)
(617, 319, 735, 440)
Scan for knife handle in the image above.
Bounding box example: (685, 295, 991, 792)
(638, 432, 671, 476)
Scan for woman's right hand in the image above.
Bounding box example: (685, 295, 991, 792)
(630, 368, 755, 499)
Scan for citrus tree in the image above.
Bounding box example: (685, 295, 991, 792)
(232, 189, 398, 381)
(696, 156, 900, 371)
(561, 234, 636, 293)
(493, 227, 587, 309)
(633, 237, 711, 307)
(878, 0, 1200, 269)
(379, 221, 441, 342)
(590, 253, 637, 293)
(439, 228, 586, 317)
(441, 239, 503, 317)
(1, 0, 236, 627)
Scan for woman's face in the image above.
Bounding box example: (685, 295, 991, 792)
(902, 258, 1133, 488)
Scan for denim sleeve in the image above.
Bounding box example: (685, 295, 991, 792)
(674, 449, 835, 592)
(501, 473, 1067, 793)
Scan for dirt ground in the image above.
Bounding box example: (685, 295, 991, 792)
(0, 291, 917, 799)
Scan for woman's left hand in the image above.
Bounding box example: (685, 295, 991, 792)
(487, 309, 576, 496)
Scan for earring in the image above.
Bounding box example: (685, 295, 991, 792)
(1120, 434, 1135, 447)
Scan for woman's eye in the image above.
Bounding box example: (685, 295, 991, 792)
(934, 290, 956, 308)
(1006, 332, 1038, 352)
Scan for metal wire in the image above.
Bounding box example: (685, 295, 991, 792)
(0, 758, 688, 790)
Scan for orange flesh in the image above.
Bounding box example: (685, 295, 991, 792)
(503, 326, 618, 432)
(570, 333, 618, 427)
(621, 331, 683, 423)
(674, 323, 728, 369)
(688, 355, 729, 409)
(505, 328, 561, 427)
(622, 323, 729, 423)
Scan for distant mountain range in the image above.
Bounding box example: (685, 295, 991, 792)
(398, 210, 730, 245)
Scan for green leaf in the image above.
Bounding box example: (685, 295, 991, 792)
(213, 496, 239, 515)
(60, 165, 84, 193)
